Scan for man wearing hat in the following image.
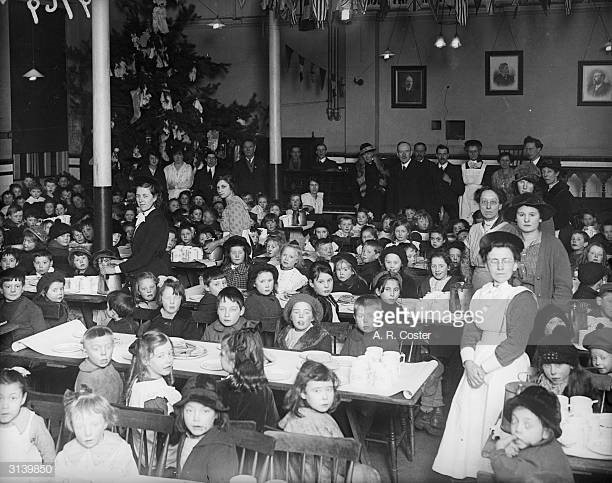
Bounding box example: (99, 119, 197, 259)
(487, 386, 573, 483)
(540, 158, 574, 237)
(573, 262, 607, 303)
(354, 143, 389, 219)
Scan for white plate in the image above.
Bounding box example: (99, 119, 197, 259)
(173, 343, 207, 360)
(201, 359, 224, 371)
(299, 350, 332, 363)
(587, 437, 612, 457)
(114, 346, 133, 362)
(53, 343, 84, 355)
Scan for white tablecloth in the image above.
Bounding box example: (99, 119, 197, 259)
(11, 320, 87, 358)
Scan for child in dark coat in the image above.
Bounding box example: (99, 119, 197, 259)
(244, 264, 282, 347)
(276, 293, 332, 353)
(106, 290, 139, 335)
(201, 287, 259, 343)
(32, 271, 71, 328)
(331, 253, 369, 295)
(194, 267, 228, 329)
(145, 278, 200, 340)
(487, 386, 573, 483)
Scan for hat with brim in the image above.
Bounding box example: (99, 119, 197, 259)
(380, 245, 408, 267)
(48, 220, 72, 240)
(174, 386, 228, 412)
(37, 271, 66, 294)
(503, 193, 555, 222)
(535, 333, 579, 367)
(331, 253, 359, 273)
(513, 163, 541, 185)
(359, 143, 376, 156)
(247, 263, 279, 290)
(283, 293, 324, 324)
(503, 385, 562, 438)
(578, 262, 607, 285)
(583, 327, 612, 354)
(23, 227, 47, 245)
(69, 247, 92, 259)
(92, 249, 120, 266)
(539, 158, 563, 174)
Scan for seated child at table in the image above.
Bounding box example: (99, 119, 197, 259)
(379, 245, 418, 298)
(356, 239, 382, 287)
(341, 295, 400, 356)
(106, 290, 138, 335)
(68, 248, 96, 276)
(277, 244, 308, 304)
(569, 230, 590, 272)
(276, 293, 332, 353)
(420, 226, 446, 260)
(1, 247, 20, 271)
(417, 250, 462, 298)
(446, 241, 465, 279)
(378, 213, 396, 240)
(302, 261, 339, 323)
(583, 327, 612, 412)
(216, 328, 279, 431)
(146, 278, 200, 340)
(55, 389, 138, 479)
(244, 263, 282, 347)
(279, 360, 343, 482)
(194, 267, 227, 328)
(221, 235, 251, 292)
(132, 271, 160, 323)
(332, 215, 360, 253)
(259, 235, 282, 265)
(75, 326, 123, 404)
(587, 282, 612, 330)
(20, 228, 46, 275)
(573, 262, 607, 309)
(173, 375, 238, 481)
(312, 238, 336, 264)
(46, 221, 72, 274)
(387, 219, 411, 247)
(303, 221, 339, 254)
(262, 213, 286, 243)
(533, 333, 594, 399)
(201, 287, 259, 343)
(177, 223, 196, 247)
(0, 268, 47, 342)
(0, 367, 55, 464)
(488, 386, 573, 483)
(355, 225, 377, 257)
(33, 271, 73, 328)
(331, 253, 369, 295)
(32, 249, 54, 276)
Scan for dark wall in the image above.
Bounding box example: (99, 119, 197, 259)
(10, 1, 67, 154)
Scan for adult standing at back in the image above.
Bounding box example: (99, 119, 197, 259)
(103, 177, 170, 277)
(232, 139, 268, 197)
(192, 149, 227, 205)
(540, 159, 574, 239)
(353, 143, 389, 219)
(312, 143, 338, 171)
(412, 142, 441, 220)
(460, 187, 519, 290)
(387, 141, 425, 215)
(459, 140, 492, 221)
(164, 146, 193, 200)
(433, 144, 465, 221)
(134, 150, 167, 195)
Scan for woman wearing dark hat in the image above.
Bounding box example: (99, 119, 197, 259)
(47, 220, 73, 274)
(101, 177, 170, 278)
(540, 158, 574, 237)
(512, 162, 543, 198)
(433, 231, 538, 479)
(353, 143, 389, 219)
(504, 193, 572, 310)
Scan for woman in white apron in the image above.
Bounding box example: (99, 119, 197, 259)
(432, 232, 538, 479)
(459, 161, 488, 222)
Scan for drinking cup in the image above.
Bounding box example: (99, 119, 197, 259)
(350, 356, 370, 386)
(382, 351, 405, 377)
(334, 356, 354, 386)
(365, 346, 383, 363)
(570, 396, 594, 416)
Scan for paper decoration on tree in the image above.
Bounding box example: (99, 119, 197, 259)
(130, 88, 142, 123)
(455, 0, 467, 26)
(188, 66, 197, 82)
(174, 101, 182, 113)
(113, 61, 128, 79)
(160, 90, 173, 110)
(207, 130, 220, 151)
(298, 55, 305, 82)
(152, 0, 169, 34)
(25, 0, 91, 24)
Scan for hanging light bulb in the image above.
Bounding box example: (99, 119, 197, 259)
(207, 17, 225, 29)
(605, 40, 612, 53)
(23, 68, 44, 81)
(434, 33, 446, 49)
(450, 25, 462, 49)
(379, 49, 395, 60)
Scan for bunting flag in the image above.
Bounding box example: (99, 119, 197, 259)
(285, 45, 294, 69)
(487, 0, 495, 15)
(455, 0, 467, 26)
(565, 0, 571, 15)
(298, 55, 305, 82)
(319, 67, 327, 90)
(312, 0, 329, 26)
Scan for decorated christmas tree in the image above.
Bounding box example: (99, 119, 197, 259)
(106, 0, 265, 168)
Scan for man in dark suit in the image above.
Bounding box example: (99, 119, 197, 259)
(413, 142, 441, 219)
(232, 139, 268, 196)
(192, 150, 228, 205)
(312, 143, 338, 171)
(434, 144, 465, 220)
(387, 141, 430, 215)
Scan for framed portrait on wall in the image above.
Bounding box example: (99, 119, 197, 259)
(485, 51, 523, 95)
(578, 61, 612, 106)
(392, 66, 427, 108)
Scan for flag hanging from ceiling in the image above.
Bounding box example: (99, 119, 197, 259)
(565, 0, 572, 15)
(455, 0, 467, 26)
(487, 0, 495, 14)
(312, 0, 329, 25)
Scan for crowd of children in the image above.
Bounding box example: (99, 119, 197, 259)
(1, 169, 612, 482)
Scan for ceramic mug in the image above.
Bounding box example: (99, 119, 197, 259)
(365, 346, 383, 363)
(570, 395, 594, 416)
(334, 356, 354, 386)
(382, 351, 406, 376)
(350, 356, 370, 386)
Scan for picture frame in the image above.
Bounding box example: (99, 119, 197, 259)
(577, 61, 612, 106)
(391, 66, 427, 108)
(485, 50, 523, 96)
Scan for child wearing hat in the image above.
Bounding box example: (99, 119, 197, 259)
(68, 248, 96, 276)
(221, 235, 251, 292)
(172, 374, 238, 481)
(587, 283, 612, 330)
(488, 386, 573, 483)
(32, 271, 77, 328)
(276, 293, 332, 353)
(244, 263, 282, 347)
(573, 262, 607, 311)
(583, 327, 612, 412)
(331, 253, 369, 295)
(46, 220, 72, 274)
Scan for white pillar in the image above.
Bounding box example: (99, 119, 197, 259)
(268, 10, 282, 200)
(92, 0, 111, 187)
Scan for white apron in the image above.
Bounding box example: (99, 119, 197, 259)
(432, 284, 532, 479)
(459, 163, 487, 221)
